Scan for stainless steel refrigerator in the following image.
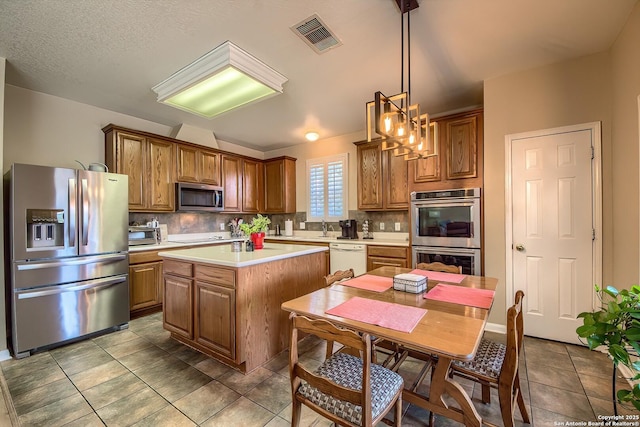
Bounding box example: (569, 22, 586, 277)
(7, 163, 130, 357)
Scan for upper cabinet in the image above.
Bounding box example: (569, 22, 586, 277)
(264, 157, 296, 213)
(104, 124, 297, 213)
(355, 141, 409, 211)
(409, 108, 483, 192)
(176, 144, 221, 185)
(221, 155, 243, 213)
(242, 158, 263, 213)
(104, 125, 174, 212)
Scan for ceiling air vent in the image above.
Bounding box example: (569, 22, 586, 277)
(291, 14, 342, 54)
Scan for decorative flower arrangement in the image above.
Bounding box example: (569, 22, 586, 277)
(239, 214, 271, 236)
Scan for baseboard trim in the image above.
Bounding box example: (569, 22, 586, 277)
(484, 322, 506, 335)
(0, 351, 11, 362)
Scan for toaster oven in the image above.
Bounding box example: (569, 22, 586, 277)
(128, 226, 158, 246)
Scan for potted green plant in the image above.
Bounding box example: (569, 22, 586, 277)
(239, 214, 271, 249)
(577, 285, 640, 413)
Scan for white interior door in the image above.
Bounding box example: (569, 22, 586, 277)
(505, 123, 602, 344)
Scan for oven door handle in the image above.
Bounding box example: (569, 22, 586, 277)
(412, 200, 478, 208)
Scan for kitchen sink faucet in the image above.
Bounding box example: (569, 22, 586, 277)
(322, 220, 328, 237)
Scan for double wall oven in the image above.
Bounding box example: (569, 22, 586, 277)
(411, 188, 482, 275)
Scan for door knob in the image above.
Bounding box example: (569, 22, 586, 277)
(515, 244, 525, 252)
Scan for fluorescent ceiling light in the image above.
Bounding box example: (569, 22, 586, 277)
(152, 41, 287, 119)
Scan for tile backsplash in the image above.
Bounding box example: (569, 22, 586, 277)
(129, 211, 409, 235)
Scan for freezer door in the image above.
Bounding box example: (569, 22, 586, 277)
(78, 170, 128, 255)
(10, 164, 78, 261)
(12, 253, 129, 291)
(12, 275, 129, 355)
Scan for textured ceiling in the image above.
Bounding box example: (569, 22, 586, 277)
(0, 0, 636, 151)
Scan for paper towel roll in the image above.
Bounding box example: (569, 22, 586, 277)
(284, 220, 293, 236)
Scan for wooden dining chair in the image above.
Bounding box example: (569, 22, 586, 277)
(289, 313, 403, 427)
(322, 269, 390, 364)
(449, 290, 530, 426)
(416, 261, 462, 274)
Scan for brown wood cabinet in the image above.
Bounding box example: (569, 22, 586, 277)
(366, 245, 409, 271)
(161, 249, 327, 373)
(176, 144, 221, 185)
(104, 125, 175, 212)
(129, 261, 163, 314)
(263, 157, 296, 213)
(242, 159, 263, 213)
(163, 264, 193, 339)
(221, 155, 243, 212)
(409, 109, 483, 192)
(355, 141, 409, 210)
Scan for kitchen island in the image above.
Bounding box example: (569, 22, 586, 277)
(158, 243, 329, 373)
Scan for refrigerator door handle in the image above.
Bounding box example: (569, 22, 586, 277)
(16, 253, 128, 271)
(68, 178, 76, 247)
(81, 178, 89, 246)
(17, 275, 127, 299)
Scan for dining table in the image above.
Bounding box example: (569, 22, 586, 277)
(280, 265, 498, 427)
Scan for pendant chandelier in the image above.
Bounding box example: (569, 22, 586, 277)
(366, 0, 437, 160)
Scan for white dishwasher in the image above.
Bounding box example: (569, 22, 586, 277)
(329, 242, 367, 276)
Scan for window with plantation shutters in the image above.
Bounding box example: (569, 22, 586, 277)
(306, 154, 348, 222)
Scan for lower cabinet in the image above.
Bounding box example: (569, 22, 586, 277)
(163, 271, 193, 339)
(163, 259, 238, 365)
(195, 281, 235, 359)
(366, 245, 409, 271)
(129, 250, 165, 319)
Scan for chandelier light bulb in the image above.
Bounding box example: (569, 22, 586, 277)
(383, 114, 394, 133)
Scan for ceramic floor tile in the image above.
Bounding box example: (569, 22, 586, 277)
(52, 344, 115, 377)
(60, 411, 106, 427)
(277, 402, 343, 426)
(527, 363, 581, 392)
(100, 335, 154, 359)
(193, 357, 233, 379)
(572, 353, 616, 380)
(149, 364, 213, 403)
(117, 345, 169, 371)
(217, 367, 274, 395)
(5, 361, 66, 396)
(173, 380, 241, 424)
(264, 415, 290, 427)
(580, 371, 631, 401)
(0, 352, 58, 380)
(523, 336, 569, 354)
(93, 329, 140, 348)
(82, 371, 149, 410)
(170, 345, 212, 366)
(69, 359, 129, 391)
(244, 373, 292, 414)
(12, 377, 78, 416)
(131, 405, 197, 427)
(200, 396, 276, 427)
(529, 381, 596, 420)
(530, 405, 586, 425)
(524, 343, 576, 372)
(128, 313, 163, 331)
(17, 393, 92, 427)
(95, 387, 168, 426)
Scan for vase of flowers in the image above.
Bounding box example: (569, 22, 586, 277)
(239, 214, 271, 250)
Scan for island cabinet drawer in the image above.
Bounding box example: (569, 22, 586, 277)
(163, 260, 193, 277)
(367, 245, 408, 259)
(195, 265, 236, 288)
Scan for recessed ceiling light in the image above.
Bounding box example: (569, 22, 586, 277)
(152, 41, 287, 119)
(305, 131, 320, 141)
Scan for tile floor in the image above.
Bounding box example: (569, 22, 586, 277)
(0, 312, 636, 426)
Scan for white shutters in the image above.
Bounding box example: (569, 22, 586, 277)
(306, 154, 348, 221)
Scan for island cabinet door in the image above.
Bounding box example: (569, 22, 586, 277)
(194, 281, 236, 360)
(163, 274, 193, 339)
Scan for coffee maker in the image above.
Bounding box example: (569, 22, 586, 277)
(338, 219, 358, 239)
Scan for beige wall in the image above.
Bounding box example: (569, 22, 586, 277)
(484, 1, 640, 327)
(611, 2, 640, 286)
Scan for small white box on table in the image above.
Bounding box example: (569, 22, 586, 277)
(393, 273, 427, 294)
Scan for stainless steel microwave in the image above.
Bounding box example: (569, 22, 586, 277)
(176, 183, 224, 212)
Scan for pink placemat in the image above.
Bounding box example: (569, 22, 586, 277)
(410, 269, 466, 284)
(424, 283, 495, 309)
(339, 274, 393, 292)
(326, 296, 427, 333)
